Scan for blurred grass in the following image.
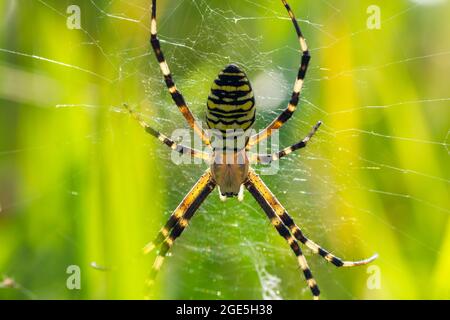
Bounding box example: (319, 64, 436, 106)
(0, 0, 449, 299)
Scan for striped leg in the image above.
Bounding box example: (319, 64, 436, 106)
(247, 0, 310, 149)
(124, 104, 210, 161)
(245, 175, 320, 300)
(255, 121, 322, 164)
(150, 0, 211, 146)
(145, 170, 216, 285)
(246, 169, 378, 268)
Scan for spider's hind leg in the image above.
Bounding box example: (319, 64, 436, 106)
(247, 0, 311, 149)
(246, 169, 378, 269)
(245, 173, 320, 299)
(144, 170, 216, 286)
(289, 225, 378, 268)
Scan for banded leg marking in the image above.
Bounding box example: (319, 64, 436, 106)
(247, 0, 311, 149)
(245, 174, 320, 299)
(124, 104, 210, 161)
(246, 169, 378, 268)
(255, 121, 322, 164)
(150, 0, 211, 146)
(145, 171, 216, 285)
(143, 169, 215, 254)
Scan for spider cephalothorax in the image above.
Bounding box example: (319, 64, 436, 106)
(125, 0, 378, 300)
(211, 149, 249, 200)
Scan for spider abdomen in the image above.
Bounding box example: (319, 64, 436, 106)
(206, 64, 256, 133)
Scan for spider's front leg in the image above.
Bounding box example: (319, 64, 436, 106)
(150, 0, 211, 146)
(247, 0, 311, 149)
(144, 170, 216, 286)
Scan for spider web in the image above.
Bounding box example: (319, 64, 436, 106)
(1, 0, 449, 300)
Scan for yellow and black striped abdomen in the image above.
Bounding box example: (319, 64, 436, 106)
(206, 64, 255, 133)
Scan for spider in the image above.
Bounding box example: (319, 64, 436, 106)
(124, 0, 378, 300)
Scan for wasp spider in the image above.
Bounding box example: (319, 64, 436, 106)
(125, 0, 378, 300)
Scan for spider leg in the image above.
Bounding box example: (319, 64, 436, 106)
(245, 169, 378, 268)
(150, 0, 211, 146)
(247, 0, 311, 149)
(124, 104, 210, 161)
(254, 121, 322, 164)
(245, 172, 320, 300)
(144, 170, 216, 285)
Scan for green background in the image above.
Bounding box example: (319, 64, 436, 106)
(0, 0, 449, 299)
